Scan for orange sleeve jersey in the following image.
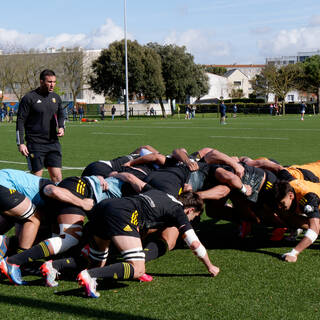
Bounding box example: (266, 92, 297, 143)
(290, 160, 320, 181)
(289, 179, 320, 218)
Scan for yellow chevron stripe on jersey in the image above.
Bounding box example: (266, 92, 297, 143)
(9, 189, 16, 194)
(178, 187, 182, 195)
(113, 273, 118, 279)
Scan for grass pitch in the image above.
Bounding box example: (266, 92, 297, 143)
(0, 114, 320, 319)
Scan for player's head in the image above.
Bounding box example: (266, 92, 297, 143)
(40, 69, 56, 93)
(178, 191, 204, 220)
(272, 181, 295, 212)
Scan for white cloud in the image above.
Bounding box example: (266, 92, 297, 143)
(258, 26, 320, 56)
(310, 15, 320, 26)
(163, 29, 232, 63)
(0, 19, 126, 51)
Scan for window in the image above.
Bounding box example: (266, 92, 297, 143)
(233, 81, 241, 86)
(287, 95, 294, 102)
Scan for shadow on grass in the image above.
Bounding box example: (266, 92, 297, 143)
(0, 293, 159, 320)
(195, 219, 312, 251)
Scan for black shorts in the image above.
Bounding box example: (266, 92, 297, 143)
(89, 198, 140, 240)
(58, 176, 93, 199)
(0, 185, 26, 212)
(27, 142, 62, 172)
(81, 161, 113, 178)
(48, 176, 94, 217)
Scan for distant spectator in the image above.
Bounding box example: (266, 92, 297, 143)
(185, 105, 191, 119)
(269, 104, 274, 115)
(233, 104, 237, 118)
(111, 105, 116, 120)
(78, 106, 84, 121)
(100, 104, 105, 120)
(300, 101, 307, 121)
(220, 101, 226, 125)
(274, 103, 279, 116)
(150, 106, 155, 117)
(8, 108, 14, 123)
(191, 105, 196, 118)
(72, 106, 78, 121)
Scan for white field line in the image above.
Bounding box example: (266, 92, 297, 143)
(0, 160, 84, 170)
(209, 136, 289, 140)
(66, 124, 320, 131)
(91, 132, 143, 136)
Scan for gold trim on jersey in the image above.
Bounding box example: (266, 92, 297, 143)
(9, 189, 16, 194)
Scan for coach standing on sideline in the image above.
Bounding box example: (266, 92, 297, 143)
(16, 69, 64, 183)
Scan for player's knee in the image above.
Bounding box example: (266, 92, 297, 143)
(47, 223, 83, 255)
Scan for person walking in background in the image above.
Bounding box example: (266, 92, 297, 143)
(8, 108, 14, 123)
(78, 106, 84, 121)
(269, 103, 274, 115)
(233, 104, 237, 118)
(220, 101, 227, 125)
(72, 106, 78, 121)
(111, 105, 116, 120)
(100, 104, 105, 120)
(191, 105, 196, 118)
(16, 69, 64, 183)
(300, 101, 307, 121)
(185, 105, 191, 119)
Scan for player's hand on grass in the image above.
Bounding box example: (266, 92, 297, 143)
(281, 252, 298, 262)
(18, 144, 29, 156)
(208, 264, 220, 277)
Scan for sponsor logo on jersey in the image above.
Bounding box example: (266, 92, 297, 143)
(37, 99, 42, 103)
(123, 225, 133, 232)
(52, 98, 56, 103)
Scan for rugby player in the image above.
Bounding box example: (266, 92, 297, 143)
(272, 179, 320, 262)
(75, 186, 219, 298)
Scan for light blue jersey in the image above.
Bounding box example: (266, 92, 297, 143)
(0, 169, 47, 206)
(85, 176, 123, 203)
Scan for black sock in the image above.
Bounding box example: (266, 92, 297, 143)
(88, 262, 134, 280)
(144, 239, 168, 262)
(52, 256, 87, 273)
(7, 241, 50, 265)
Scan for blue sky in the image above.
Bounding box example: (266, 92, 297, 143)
(1, 0, 320, 64)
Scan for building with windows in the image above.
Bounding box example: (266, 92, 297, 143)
(266, 49, 320, 66)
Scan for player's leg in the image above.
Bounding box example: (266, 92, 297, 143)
(45, 144, 63, 183)
(77, 235, 145, 298)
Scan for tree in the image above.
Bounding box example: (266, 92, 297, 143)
(250, 64, 275, 101)
(90, 40, 167, 116)
(299, 55, 320, 112)
(141, 46, 166, 115)
(203, 66, 227, 75)
(54, 49, 90, 108)
(147, 43, 209, 114)
(90, 40, 145, 100)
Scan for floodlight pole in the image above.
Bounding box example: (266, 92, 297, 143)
(124, 0, 129, 120)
